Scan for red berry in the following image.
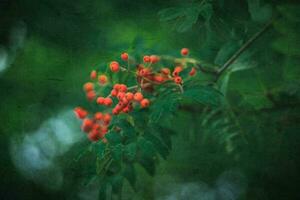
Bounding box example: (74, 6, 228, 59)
(181, 48, 189, 56)
(90, 70, 97, 80)
(97, 97, 105, 105)
(112, 108, 120, 115)
(139, 68, 151, 77)
(143, 55, 150, 63)
(140, 98, 150, 108)
(125, 92, 134, 101)
(161, 68, 170, 75)
(189, 67, 196, 76)
(154, 74, 165, 83)
(150, 55, 159, 63)
(81, 118, 94, 132)
(117, 92, 126, 100)
(103, 113, 112, 124)
(174, 76, 182, 84)
(104, 98, 113, 106)
(134, 92, 143, 102)
(94, 112, 103, 120)
(86, 90, 96, 101)
(121, 97, 129, 105)
(121, 52, 129, 61)
(100, 126, 108, 135)
(113, 84, 121, 90)
(172, 66, 183, 76)
(110, 89, 118, 97)
(122, 106, 130, 113)
(83, 82, 94, 92)
(98, 75, 108, 84)
(110, 61, 119, 72)
(74, 107, 88, 119)
(119, 84, 127, 92)
(88, 129, 99, 141)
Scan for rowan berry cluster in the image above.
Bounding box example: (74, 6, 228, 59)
(74, 48, 197, 142)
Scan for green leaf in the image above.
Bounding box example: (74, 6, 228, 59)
(93, 141, 106, 159)
(98, 179, 108, 200)
(119, 119, 137, 143)
(110, 174, 123, 194)
(150, 93, 180, 123)
(247, 0, 272, 23)
(144, 130, 170, 160)
(137, 137, 157, 158)
(123, 142, 137, 162)
(122, 164, 136, 189)
(158, 2, 213, 32)
(182, 86, 223, 107)
(105, 131, 122, 145)
(111, 144, 123, 161)
(138, 156, 156, 176)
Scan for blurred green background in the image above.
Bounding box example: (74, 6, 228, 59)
(0, 0, 300, 199)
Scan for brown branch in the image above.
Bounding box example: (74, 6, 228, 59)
(215, 20, 273, 80)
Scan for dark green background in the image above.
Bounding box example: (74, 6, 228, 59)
(0, 0, 299, 199)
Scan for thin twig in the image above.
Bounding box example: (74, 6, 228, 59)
(216, 20, 273, 80)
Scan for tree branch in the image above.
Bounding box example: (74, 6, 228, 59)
(215, 20, 273, 80)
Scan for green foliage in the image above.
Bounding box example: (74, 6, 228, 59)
(158, 1, 213, 32)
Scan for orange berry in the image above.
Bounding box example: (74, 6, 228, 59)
(113, 84, 121, 90)
(154, 74, 165, 83)
(143, 55, 150, 63)
(161, 68, 170, 75)
(90, 70, 97, 80)
(117, 92, 126, 100)
(98, 75, 108, 84)
(121, 52, 129, 61)
(110, 89, 118, 97)
(125, 92, 134, 101)
(189, 67, 196, 76)
(181, 48, 189, 56)
(139, 68, 151, 77)
(110, 61, 119, 72)
(74, 107, 88, 119)
(140, 98, 150, 108)
(97, 97, 105, 105)
(86, 90, 96, 101)
(81, 118, 94, 132)
(121, 97, 129, 105)
(83, 82, 94, 92)
(122, 106, 130, 113)
(112, 108, 120, 115)
(134, 92, 143, 102)
(174, 76, 182, 84)
(119, 84, 127, 92)
(103, 113, 111, 124)
(172, 66, 183, 76)
(88, 129, 99, 141)
(150, 55, 159, 63)
(104, 98, 113, 106)
(94, 112, 103, 120)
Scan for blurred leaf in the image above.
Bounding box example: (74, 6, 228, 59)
(122, 164, 136, 188)
(110, 174, 123, 194)
(158, 2, 213, 32)
(123, 142, 137, 162)
(111, 144, 123, 161)
(248, 0, 272, 23)
(149, 92, 180, 123)
(145, 129, 170, 160)
(182, 85, 223, 107)
(105, 131, 122, 145)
